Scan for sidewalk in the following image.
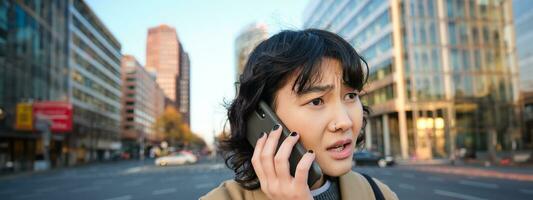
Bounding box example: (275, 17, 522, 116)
(399, 159, 533, 182)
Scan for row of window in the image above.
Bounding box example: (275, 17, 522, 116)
(362, 84, 395, 106)
(72, 87, 119, 115)
(72, 17, 120, 65)
(73, 52, 121, 91)
(339, 0, 386, 37)
(72, 69, 120, 102)
(72, 33, 120, 77)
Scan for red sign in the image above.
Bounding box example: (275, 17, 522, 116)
(33, 101, 73, 132)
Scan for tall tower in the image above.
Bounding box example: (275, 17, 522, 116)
(146, 25, 180, 103)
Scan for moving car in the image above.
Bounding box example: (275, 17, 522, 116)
(155, 151, 197, 166)
(353, 150, 394, 168)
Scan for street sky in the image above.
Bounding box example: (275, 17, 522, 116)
(85, 0, 308, 145)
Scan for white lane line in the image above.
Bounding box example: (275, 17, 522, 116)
(520, 189, 533, 194)
(104, 195, 132, 200)
(459, 180, 499, 189)
(427, 176, 444, 182)
(434, 189, 488, 200)
(152, 188, 177, 195)
(69, 185, 102, 193)
(195, 183, 215, 189)
(398, 183, 416, 190)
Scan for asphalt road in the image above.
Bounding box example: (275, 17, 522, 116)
(1, 159, 532, 200)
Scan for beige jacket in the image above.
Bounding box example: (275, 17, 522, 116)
(200, 171, 398, 200)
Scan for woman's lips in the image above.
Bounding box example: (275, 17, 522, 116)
(326, 139, 353, 160)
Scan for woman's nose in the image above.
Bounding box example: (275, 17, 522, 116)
(330, 104, 353, 132)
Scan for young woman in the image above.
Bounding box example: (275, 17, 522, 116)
(202, 29, 398, 200)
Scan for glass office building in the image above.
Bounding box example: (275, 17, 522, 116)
(0, 0, 70, 172)
(68, 0, 122, 163)
(304, 0, 524, 160)
(513, 0, 533, 151)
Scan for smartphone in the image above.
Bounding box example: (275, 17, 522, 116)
(246, 101, 322, 187)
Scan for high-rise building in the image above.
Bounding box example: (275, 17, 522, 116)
(0, 0, 70, 172)
(513, 0, 533, 149)
(177, 44, 190, 126)
(69, 0, 122, 164)
(146, 25, 180, 103)
(121, 55, 165, 159)
(304, 0, 524, 160)
(235, 23, 268, 83)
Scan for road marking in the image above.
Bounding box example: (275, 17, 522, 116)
(69, 185, 102, 193)
(520, 189, 533, 194)
(434, 189, 487, 200)
(459, 180, 499, 189)
(104, 195, 132, 200)
(152, 188, 177, 195)
(195, 183, 215, 189)
(427, 176, 444, 182)
(398, 183, 416, 190)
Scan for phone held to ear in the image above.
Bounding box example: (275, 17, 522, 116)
(246, 101, 323, 187)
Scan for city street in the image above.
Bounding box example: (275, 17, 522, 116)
(1, 159, 533, 200)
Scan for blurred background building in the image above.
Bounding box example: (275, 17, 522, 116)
(121, 55, 165, 159)
(234, 22, 268, 84)
(513, 0, 533, 157)
(304, 0, 527, 162)
(0, 0, 70, 172)
(69, 0, 122, 165)
(146, 24, 190, 126)
(177, 43, 190, 126)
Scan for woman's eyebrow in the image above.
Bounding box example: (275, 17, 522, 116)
(297, 84, 334, 96)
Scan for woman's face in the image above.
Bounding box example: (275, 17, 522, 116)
(274, 57, 363, 177)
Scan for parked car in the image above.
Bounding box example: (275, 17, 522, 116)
(353, 150, 394, 168)
(155, 151, 197, 166)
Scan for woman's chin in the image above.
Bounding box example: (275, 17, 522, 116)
(320, 158, 353, 177)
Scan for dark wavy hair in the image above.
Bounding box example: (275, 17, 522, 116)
(220, 29, 370, 190)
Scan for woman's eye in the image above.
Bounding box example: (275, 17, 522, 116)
(308, 98, 324, 106)
(344, 92, 358, 102)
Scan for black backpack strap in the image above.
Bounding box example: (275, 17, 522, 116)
(360, 173, 385, 200)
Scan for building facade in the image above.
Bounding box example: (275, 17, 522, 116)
(68, 0, 122, 164)
(121, 55, 165, 159)
(234, 22, 268, 83)
(177, 44, 190, 126)
(146, 25, 180, 104)
(513, 0, 533, 150)
(304, 0, 524, 160)
(0, 0, 70, 172)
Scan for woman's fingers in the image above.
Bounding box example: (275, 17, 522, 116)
(251, 132, 267, 188)
(294, 150, 315, 186)
(273, 131, 299, 181)
(260, 124, 282, 181)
